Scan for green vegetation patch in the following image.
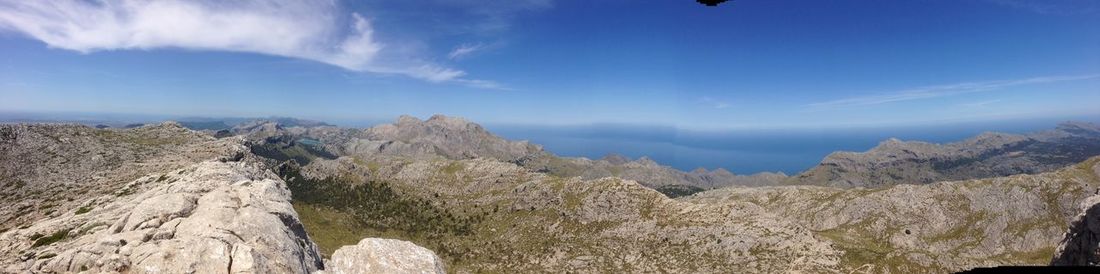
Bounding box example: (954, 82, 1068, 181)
(281, 166, 477, 258)
(74, 206, 93, 215)
(442, 162, 465, 175)
(293, 203, 372, 256)
(250, 136, 337, 166)
(31, 229, 70, 248)
(654, 184, 706, 198)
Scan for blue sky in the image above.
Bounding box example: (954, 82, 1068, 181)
(1, 0, 1098, 129)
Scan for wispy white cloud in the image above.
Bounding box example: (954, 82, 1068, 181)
(808, 74, 1100, 109)
(700, 97, 730, 109)
(448, 43, 486, 60)
(0, 0, 499, 88)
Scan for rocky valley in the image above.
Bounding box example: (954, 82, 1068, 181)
(3, 116, 1100, 273)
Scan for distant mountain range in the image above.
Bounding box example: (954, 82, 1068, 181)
(791, 121, 1100, 188)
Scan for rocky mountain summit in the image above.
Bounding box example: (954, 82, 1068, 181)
(351, 114, 544, 162)
(793, 122, 1100, 188)
(0, 160, 325, 273)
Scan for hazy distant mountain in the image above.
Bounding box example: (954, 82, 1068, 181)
(792, 122, 1100, 188)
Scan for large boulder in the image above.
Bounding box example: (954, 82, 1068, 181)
(320, 238, 446, 274)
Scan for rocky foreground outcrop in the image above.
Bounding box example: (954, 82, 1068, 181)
(0, 122, 242, 232)
(0, 123, 444, 273)
(0, 160, 325, 273)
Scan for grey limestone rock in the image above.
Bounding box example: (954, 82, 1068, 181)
(318, 238, 446, 274)
(0, 161, 324, 273)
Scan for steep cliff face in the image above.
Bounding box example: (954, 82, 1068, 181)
(1052, 195, 1100, 266)
(792, 122, 1100, 188)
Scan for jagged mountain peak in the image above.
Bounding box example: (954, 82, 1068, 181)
(374, 114, 490, 139)
(389, 114, 482, 132)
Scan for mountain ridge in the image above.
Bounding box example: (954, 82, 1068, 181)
(791, 121, 1100, 188)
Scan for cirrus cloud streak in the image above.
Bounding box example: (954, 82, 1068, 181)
(0, 0, 499, 87)
(808, 74, 1100, 109)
